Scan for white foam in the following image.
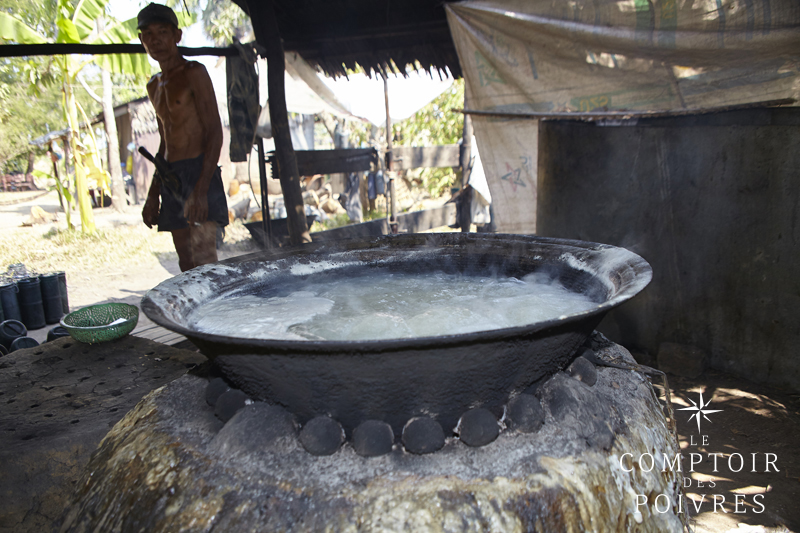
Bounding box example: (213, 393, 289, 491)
(190, 292, 334, 340)
(188, 270, 599, 342)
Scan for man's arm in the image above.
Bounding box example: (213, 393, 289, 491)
(183, 62, 223, 224)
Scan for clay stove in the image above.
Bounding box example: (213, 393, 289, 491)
(58, 234, 684, 532)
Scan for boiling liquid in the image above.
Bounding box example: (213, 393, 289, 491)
(189, 270, 599, 341)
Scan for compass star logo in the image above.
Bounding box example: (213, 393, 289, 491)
(679, 392, 723, 434)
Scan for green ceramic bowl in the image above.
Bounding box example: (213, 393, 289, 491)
(60, 303, 139, 344)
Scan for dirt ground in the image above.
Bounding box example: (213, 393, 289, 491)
(1, 191, 798, 532)
(665, 369, 800, 532)
(0, 191, 256, 342)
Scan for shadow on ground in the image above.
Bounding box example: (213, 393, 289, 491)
(668, 370, 800, 532)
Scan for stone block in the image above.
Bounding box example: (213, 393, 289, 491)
(657, 342, 707, 378)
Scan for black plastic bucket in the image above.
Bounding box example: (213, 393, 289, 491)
(10, 336, 39, 352)
(40, 273, 63, 324)
(0, 319, 27, 349)
(56, 271, 69, 314)
(0, 282, 21, 323)
(17, 276, 45, 330)
(47, 325, 70, 342)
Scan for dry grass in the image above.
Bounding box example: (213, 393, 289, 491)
(0, 225, 177, 277)
(0, 219, 260, 279)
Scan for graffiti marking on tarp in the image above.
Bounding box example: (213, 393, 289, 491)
(576, 94, 611, 112)
(500, 158, 531, 191)
(526, 46, 539, 80)
(570, 85, 674, 112)
(475, 27, 518, 67)
(475, 51, 506, 87)
(658, 0, 678, 48)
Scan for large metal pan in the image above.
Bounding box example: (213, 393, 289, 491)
(141, 233, 652, 435)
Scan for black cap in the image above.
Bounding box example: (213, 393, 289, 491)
(137, 3, 179, 30)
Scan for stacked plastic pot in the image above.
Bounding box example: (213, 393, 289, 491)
(0, 263, 70, 355)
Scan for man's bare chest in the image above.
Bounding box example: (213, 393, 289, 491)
(153, 74, 196, 124)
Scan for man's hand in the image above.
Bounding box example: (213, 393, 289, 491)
(142, 196, 160, 228)
(184, 189, 209, 225)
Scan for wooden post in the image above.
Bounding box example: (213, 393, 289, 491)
(458, 112, 473, 232)
(460, 114, 473, 188)
(383, 75, 397, 233)
(245, 0, 310, 245)
(257, 137, 273, 248)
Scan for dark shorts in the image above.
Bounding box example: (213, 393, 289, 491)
(157, 154, 229, 232)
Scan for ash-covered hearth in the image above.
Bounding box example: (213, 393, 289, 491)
(58, 234, 682, 531)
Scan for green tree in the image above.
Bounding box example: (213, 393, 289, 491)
(1, 0, 60, 170)
(395, 79, 464, 148)
(394, 79, 465, 198)
(0, 0, 58, 38)
(347, 78, 465, 199)
(201, 0, 251, 46)
(2, 0, 140, 231)
(0, 59, 61, 168)
(1, 0, 188, 231)
(165, 0, 251, 46)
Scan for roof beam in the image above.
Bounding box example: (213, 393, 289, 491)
(0, 43, 236, 58)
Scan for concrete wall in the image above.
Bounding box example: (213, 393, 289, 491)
(537, 108, 800, 391)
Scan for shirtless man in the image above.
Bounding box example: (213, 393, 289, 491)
(138, 3, 228, 272)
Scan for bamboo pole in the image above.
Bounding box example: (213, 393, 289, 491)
(383, 75, 397, 233)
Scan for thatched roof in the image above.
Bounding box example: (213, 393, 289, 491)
(231, 0, 461, 78)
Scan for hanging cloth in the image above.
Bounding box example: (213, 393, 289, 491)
(226, 41, 260, 162)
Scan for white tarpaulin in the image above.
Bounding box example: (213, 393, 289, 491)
(446, 0, 800, 233)
(256, 53, 454, 140)
(322, 71, 454, 127)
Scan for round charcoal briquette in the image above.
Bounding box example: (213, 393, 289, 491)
(507, 394, 545, 433)
(458, 408, 499, 447)
(205, 377, 231, 407)
(214, 389, 249, 422)
(299, 416, 344, 456)
(568, 356, 598, 387)
(402, 417, 445, 455)
(352, 420, 394, 457)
